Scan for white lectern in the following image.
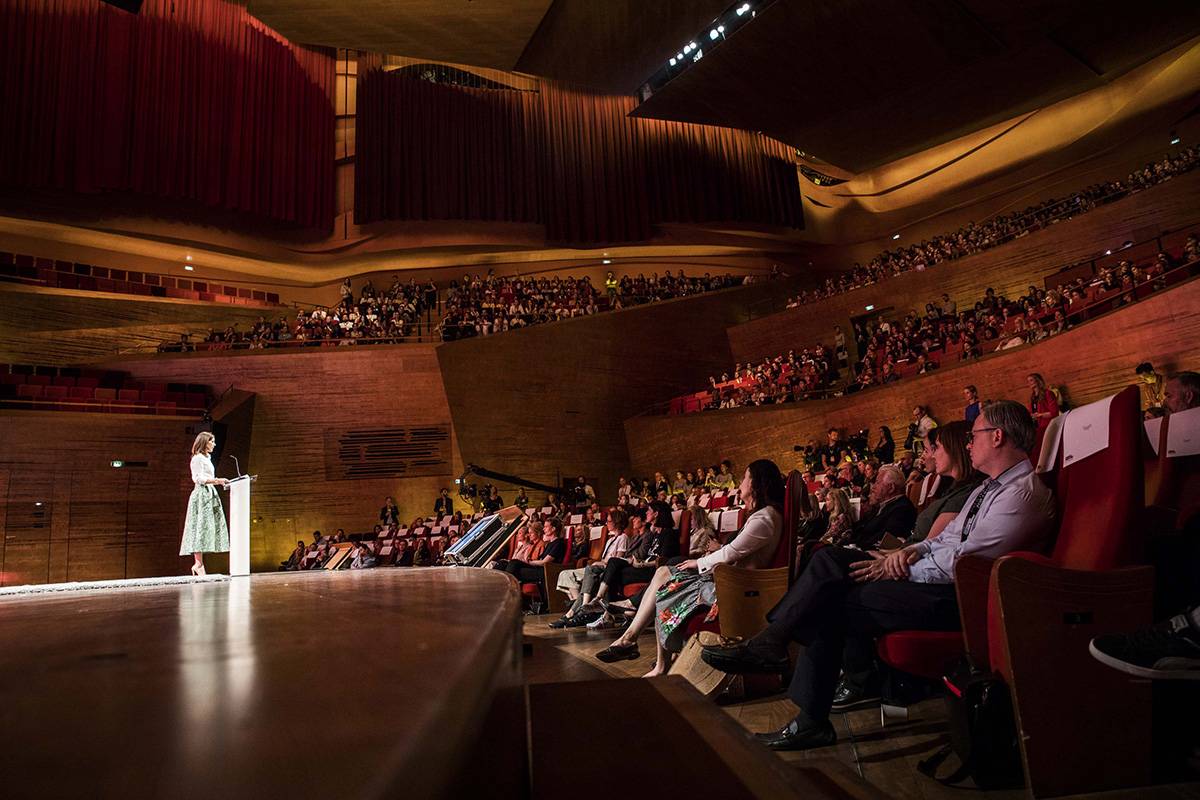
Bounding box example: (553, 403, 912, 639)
(225, 474, 257, 577)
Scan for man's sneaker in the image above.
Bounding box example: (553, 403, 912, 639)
(548, 616, 572, 629)
(563, 611, 602, 628)
(1089, 611, 1200, 681)
(586, 614, 621, 630)
(831, 677, 882, 711)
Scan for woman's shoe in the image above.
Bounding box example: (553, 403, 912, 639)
(190, 564, 201, 577)
(596, 642, 640, 663)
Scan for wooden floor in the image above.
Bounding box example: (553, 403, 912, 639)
(0, 569, 523, 800)
(522, 614, 1200, 800)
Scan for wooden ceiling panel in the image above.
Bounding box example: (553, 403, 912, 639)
(245, 0, 555, 69)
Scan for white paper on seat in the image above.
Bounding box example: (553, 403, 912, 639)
(430, 525, 443, 535)
(708, 510, 722, 530)
(1166, 405, 1200, 458)
(719, 512, 740, 533)
(379, 545, 393, 556)
(849, 497, 862, 521)
(589, 525, 604, 540)
(1036, 414, 1067, 473)
(1061, 393, 1115, 467)
(396, 528, 409, 537)
(440, 515, 453, 526)
(569, 514, 583, 525)
(699, 494, 711, 509)
(671, 510, 682, 525)
(1144, 416, 1164, 456)
(376, 529, 389, 538)
(525, 508, 536, 518)
(541, 506, 553, 515)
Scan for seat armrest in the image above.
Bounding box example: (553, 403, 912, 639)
(952, 554, 994, 664)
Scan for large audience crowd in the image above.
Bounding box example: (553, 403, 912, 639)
(690, 230, 1198, 411)
(785, 144, 1200, 308)
(199, 270, 750, 349)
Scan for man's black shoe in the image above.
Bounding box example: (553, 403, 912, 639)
(831, 678, 881, 711)
(754, 716, 836, 751)
(563, 611, 602, 628)
(701, 639, 789, 675)
(1089, 611, 1200, 681)
(547, 615, 571, 629)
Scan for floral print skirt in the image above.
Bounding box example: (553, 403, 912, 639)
(655, 568, 719, 652)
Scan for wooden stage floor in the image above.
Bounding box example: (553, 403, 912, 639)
(522, 613, 1200, 800)
(0, 568, 522, 800)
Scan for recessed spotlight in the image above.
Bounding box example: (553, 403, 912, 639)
(602, 259, 612, 265)
(718, 25, 725, 33)
(892, 233, 901, 240)
(676, 52, 684, 60)
(185, 255, 192, 261)
(736, 3, 750, 15)
(35, 501, 43, 507)
(1105, 249, 1112, 255)
(1170, 137, 1181, 145)
(865, 305, 875, 311)
(709, 29, 719, 40)
(669, 57, 676, 66)
(111, 460, 124, 468)
(184, 265, 194, 271)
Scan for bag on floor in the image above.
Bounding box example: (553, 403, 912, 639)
(918, 657, 1024, 790)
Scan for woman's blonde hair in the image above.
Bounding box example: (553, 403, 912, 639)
(192, 431, 215, 456)
(826, 488, 853, 520)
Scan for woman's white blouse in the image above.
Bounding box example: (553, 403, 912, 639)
(190, 454, 214, 487)
(696, 505, 782, 574)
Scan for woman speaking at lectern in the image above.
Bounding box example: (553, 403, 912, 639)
(181, 431, 230, 576)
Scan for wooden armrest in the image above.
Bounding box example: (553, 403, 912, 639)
(991, 557, 1155, 797)
(711, 565, 790, 640)
(953, 554, 994, 664)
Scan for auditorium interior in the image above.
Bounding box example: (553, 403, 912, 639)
(2, 0, 1200, 797)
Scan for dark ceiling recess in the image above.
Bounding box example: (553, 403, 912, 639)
(626, 0, 1200, 173)
(516, 0, 735, 95)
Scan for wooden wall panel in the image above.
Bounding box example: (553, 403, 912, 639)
(99, 345, 459, 573)
(0, 414, 194, 586)
(626, 277, 1200, 480)
(727, 171, 1200, 364)
(437, 283, 783, 505)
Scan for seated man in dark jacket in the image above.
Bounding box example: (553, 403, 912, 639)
(847, 464, 917, 549)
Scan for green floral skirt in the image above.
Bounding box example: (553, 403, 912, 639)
(179, 484, 230, 555)
(655, 568, 719, 651)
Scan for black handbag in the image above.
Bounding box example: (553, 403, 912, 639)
(918, 657, 1024, 790)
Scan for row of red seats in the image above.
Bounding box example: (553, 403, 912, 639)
(0, 251, 282, 307)
(1, 363, 210, 416)
(9, 384, 206, 407)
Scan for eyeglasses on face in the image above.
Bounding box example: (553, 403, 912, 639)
(969, 427, 1000, 438)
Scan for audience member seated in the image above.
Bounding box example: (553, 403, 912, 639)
(825, 465, 915, 550)
(701, 401, 1056, 751)
(380, 497, 400, 527)
(577, 501, 681, 629)
(550, 510, 633, 628)
(594, 460, 785, 676)
(281, 540, 306, 570)
(907, 421, 983, 544)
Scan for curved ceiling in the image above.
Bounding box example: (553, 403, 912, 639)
(628, 0, 1200, 172)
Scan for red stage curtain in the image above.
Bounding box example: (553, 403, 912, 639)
(354, 63, 803, 245)
(0, 0, 335, 230)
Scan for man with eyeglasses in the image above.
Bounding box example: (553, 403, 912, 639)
(703, 400, 1056, 751)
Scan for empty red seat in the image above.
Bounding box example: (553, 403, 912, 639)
(68, 386, 95, 401)
(183, 392, 207, 409)
(117, 389, 140, 402)
(93, 387, 117, 402)
(26, 375, 51, 386)
(0, 374, 24, 385)
(75, 376, 100, 389)
(43, 386, 68, 400)
(52, 376, 75, 387)
(156, 401, 177, 415)
(141, 389, 164, 403)
(17, 384, 43, 400)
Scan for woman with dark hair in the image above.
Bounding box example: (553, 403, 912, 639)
(873, 426, 896, 464)
(909, 420, 984, 542)
(1027, 372, 1060, 459)
(595, 460, 786, 675)
(578, 500, 680, 623)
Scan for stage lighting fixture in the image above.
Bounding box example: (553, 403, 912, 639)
(111, 460, 125, 468)
(1171, 137, 1182, 145)
(710, 29, 718, 40)
(185, 255, 192, 261)
(602, 259, 612, 264)
(865, 305, 875, 311)
(1105, 249, 1112, 255)
(669, 57, 677, 66)
(689, 42, 697, 49)
(892, 233, 900, 240)
(683, 44, 691, 54)
(737, 3, 751, 15)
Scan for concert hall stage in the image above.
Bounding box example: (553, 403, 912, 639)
(0, 569, 524, 799)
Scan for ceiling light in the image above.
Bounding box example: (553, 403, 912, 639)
(710, 29, 718, 40)
(1171, 137, 1182, 145)
(736, 3, 750, 15)
(185, 255, 192, 261)
(683, 44, 691, 54)
(1105, 249, 1112, 255)
(669, 57, 676, 66)
(35, 501, 43, 507)
(892, 233, 901, 240)
(689, 42, 697, 49)
(676, 52, 684, 60)
(718, 25, 725, 33)
(184, 265, 195, 271)
(111, 460, 124, 468)
(602, 259, 612, 265)
(865, 305, 875, 311)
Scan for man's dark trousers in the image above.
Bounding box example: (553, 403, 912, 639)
(765, 546, 961, 721)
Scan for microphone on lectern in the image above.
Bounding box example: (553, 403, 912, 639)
(226, 455, 242, 478)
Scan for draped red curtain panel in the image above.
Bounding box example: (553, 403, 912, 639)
(355, 61, 803, 245)
(0, 0, 335, 230)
